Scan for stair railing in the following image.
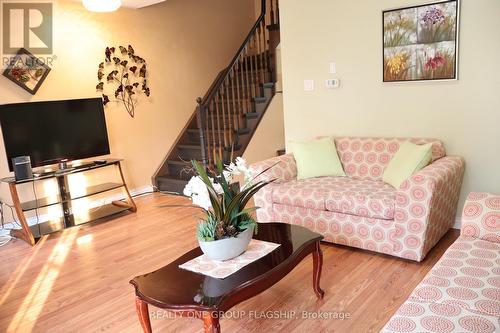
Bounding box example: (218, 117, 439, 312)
(196, 0, 279, 167)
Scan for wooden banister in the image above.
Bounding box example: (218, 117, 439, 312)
(195, 0, 279, 165)
(201, 0, 267, 105)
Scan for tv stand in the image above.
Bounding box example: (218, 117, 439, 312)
(1, 159, 137, 246)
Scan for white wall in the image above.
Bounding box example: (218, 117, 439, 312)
(280, 0, 500, 218)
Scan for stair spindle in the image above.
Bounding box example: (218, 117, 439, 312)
(270, 0, 275, 25)
(204, 102, 210, 165)
(196, 97, 208, 168)
(276, 0, 280, 25)
(238, 55, 247, 114)
(235, 58, 245, 115)
(252, 33, 261, 88)
(212, 92, 223, 160)
(257, 25, 265, 84)
(248, 39, 257, 99)
(263, 20, 269, 78)
(220, 87, 229, 152)
(244, 46, 252, 112)
(209, 99, 219, 161)
(229, 68, 239, 132)
(224, 78, 233, 146)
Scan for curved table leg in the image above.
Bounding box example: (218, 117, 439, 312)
(135, 297, 152, 333)
(203, 311, 221, 333)
(312, 241, 325, 299)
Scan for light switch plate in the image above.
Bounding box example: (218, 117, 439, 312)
(329, 63, 337, 74)
(303, 80, 314, 91)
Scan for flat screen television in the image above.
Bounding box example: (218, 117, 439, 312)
(0, 98, 110, 171)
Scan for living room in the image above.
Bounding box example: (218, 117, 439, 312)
(0, 0, 498, 332)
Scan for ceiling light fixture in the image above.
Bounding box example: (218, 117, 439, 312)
(82, 0, 122, 12)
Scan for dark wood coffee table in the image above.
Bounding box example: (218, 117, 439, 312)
(130, 222, 324, 333)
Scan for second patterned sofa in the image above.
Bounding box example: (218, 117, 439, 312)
(250, 137, 465, 262)
(382, 192, 500, 332)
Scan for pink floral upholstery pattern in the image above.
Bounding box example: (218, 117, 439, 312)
(334, 137, 446, 181)
(323, 178, 396, 220)
(272, 204, 398, 256)
(393, 156, 465, 261)
(270, 176, 396, 219)
(461, 193, 500, 243)
(251, 154, 296, 183)
(409, 237, 499, 317)
(382, 193, 500, 333)
(271, 177, 329, 211)
(383, 298, 499, 333)
(250, 137, 465, 262)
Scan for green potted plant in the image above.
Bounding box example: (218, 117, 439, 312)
(183, 158, 274, 261)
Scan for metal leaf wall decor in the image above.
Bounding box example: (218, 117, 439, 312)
(96, 45, 150, 118)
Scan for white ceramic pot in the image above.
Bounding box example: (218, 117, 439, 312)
(199, 226, 254, 261)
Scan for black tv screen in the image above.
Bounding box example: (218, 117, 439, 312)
(0, 98, 110, 171)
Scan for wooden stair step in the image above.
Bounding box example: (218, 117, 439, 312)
(244, 112, 259, 119)
(178, 144, 201, 150)
(156, 175, 189, 194)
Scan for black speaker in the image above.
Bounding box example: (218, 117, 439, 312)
(12, 156, 33, 181)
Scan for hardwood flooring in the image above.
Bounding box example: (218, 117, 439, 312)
(0, 193, 459, 333)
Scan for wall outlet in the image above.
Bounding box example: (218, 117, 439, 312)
(326, 78, 340, 89)
(303, 80, 314, 91)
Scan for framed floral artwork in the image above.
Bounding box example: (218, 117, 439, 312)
(2, 48, 51, 94)
(383, 0, 459, 82)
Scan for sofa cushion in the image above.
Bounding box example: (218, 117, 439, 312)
(271, 176, 396, 220)
(271, 177, 329, 211)
(323, 178, 396, 220)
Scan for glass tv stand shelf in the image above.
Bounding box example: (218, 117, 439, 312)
(1, 159, 137, 246)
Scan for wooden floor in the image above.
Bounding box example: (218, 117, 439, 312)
(0, 194, 459, 333)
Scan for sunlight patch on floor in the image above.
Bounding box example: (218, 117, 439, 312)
(7, 228, 78, 332)
(0, 237, 47, 307)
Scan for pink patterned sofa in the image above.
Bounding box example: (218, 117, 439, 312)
(382, 192, 500, 333)
(250, 137, 465, 261)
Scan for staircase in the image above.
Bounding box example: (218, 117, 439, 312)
(153, 0, 280, 194)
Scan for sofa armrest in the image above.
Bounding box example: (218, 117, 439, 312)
(461, 192, 500, 243)
(392, 156, 465, 261)
(249, 154, 297, 183)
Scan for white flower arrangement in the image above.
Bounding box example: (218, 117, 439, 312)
(183, 157, 254, 210)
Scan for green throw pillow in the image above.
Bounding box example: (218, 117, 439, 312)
(383, 141, 433, 188)
(290, 137, 346, 180)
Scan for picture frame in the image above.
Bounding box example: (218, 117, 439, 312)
(382, 0, 460, 83)
(2, 48, 51, 94)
